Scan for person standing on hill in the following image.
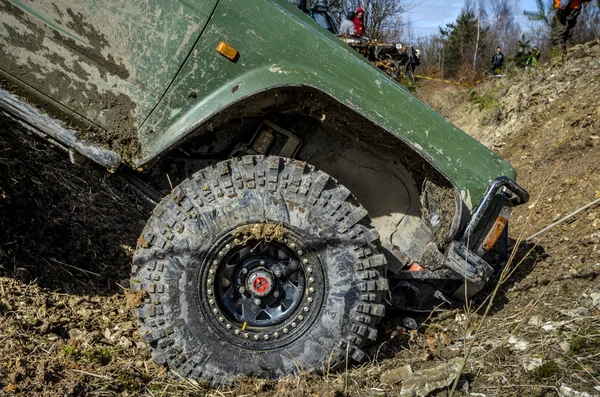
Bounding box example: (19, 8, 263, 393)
(353, 7, 365, 36)
(491, 47, 504, 75)
(551, 0, 585, 54)
(340, 11, 355, 36)
(525, 47, 541, 70)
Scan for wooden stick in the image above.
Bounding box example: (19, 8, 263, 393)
(527, 197, 600, 241)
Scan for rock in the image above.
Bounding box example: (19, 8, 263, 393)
(542, 323, 555, 332)
(508, 335, 529, 351)
(528, 315, 542, 326)
(380, 365, 413, 385)
(399, 358, 462, 397)
(559, 384, 597, 397)
(403, 318, 419, 330)
(119, 336, 133, 350)
(559, 341, 571, 353)
(522, 356, 543, 372)
(590, 292, 600, 308)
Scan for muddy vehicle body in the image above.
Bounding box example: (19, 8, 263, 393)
(0, 0, 527, 385)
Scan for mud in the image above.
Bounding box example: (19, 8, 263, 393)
(232, 222, 288, 245)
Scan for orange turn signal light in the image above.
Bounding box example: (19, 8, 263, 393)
(216, 41, 239, 62)
(482, 213, 509, 251)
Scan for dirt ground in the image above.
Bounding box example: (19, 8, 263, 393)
(1, 41, 600, 397)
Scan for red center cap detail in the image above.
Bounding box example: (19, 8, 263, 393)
(253, 276, 270, 294)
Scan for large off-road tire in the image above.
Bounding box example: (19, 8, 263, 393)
(131, 156, 388, 385)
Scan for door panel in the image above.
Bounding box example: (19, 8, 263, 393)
(0, 0, 217, 132)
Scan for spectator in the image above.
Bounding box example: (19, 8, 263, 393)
(491, 47, 504, 75)
(525, 47, 541, 71)
(353, 7, 365, 36)
(405, 45, 421, 78)
(339, 11, 355, 36)
(551, 0, 584, 55)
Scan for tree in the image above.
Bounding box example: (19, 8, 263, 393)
(523, 0, 553, 26)
(314, 0, 412, 41)
(439, 10, 489, 80)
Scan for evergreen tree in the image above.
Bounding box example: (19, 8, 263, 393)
(439, 11, 489, 78)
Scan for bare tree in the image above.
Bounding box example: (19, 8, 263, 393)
(484, 0, 521, 55)
(315, 0, 414, 40)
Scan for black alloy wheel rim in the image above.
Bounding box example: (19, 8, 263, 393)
(200, 224, 326, 349)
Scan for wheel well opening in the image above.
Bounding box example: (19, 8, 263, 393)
(141, 86, 461, 270)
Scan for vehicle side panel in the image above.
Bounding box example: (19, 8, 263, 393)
(136, 0, 515, 211)
(0, 0, 217, 132)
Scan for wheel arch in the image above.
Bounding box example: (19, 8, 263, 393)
(140, 85, 466, 270)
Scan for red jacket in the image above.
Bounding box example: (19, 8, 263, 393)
(353, 15, 364, 35)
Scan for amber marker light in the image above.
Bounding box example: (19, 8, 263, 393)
(216, 41, 239, 62)
(482, 207, 511, 251)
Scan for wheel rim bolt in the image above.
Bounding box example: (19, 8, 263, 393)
(283, 328, 289, 334)
(254, 335, 260, 340)
(264, 335, 269, 340)
(291, 322, 297, 328)
(226, 324, 232, 329)
(274, 332, 279, 338)
(309, 277, 314, 283)
(218, 251, 224, 257)
(290, 243, 296, 249)
(275, 270, 282, 278)
(208, 290, 213, 296)
(303, 306, 309, 312)
(209, 299, 215, 305)
(239, 287, 246, 294)
(241, 268, 248, 274)
(260, 260, 266, 265)
(218, 317, 224, 322)
(254, 298, 261, 306)
(244, 333, 249, 339)
(213, 308, 219, 314)
(302, 258, 309, 264)
(308, 297, 313, 303)
(297, 250, 303, 256)
(212, 260, 218, 265)
(273, 291, 280, 298)
(298, 315, 304, 321)
(225, 244, 231, 249)
(209, 270, 214, 275)
(235, 329, 240, 335)
(307, 267, 313, 273)
(309, 287, 315, 293)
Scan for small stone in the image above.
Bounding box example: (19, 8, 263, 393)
(380, 365, 413, 385)
(522, 356, 543, 372)
(69, 328, 84, 341)
(559, 384, 595, 397)
(559, 341, 570, 353)
(399, 358, 462, 397)
(590, 292, 600, 308)
(104, 328, 112, 340)
(508, 335, 529, 351)
(119, 336, 133, 349)
(528, 315, 542, 326)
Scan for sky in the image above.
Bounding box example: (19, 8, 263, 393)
(406, 0, 540, 37)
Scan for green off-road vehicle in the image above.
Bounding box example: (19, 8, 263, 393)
(0, 0, 528, 385)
